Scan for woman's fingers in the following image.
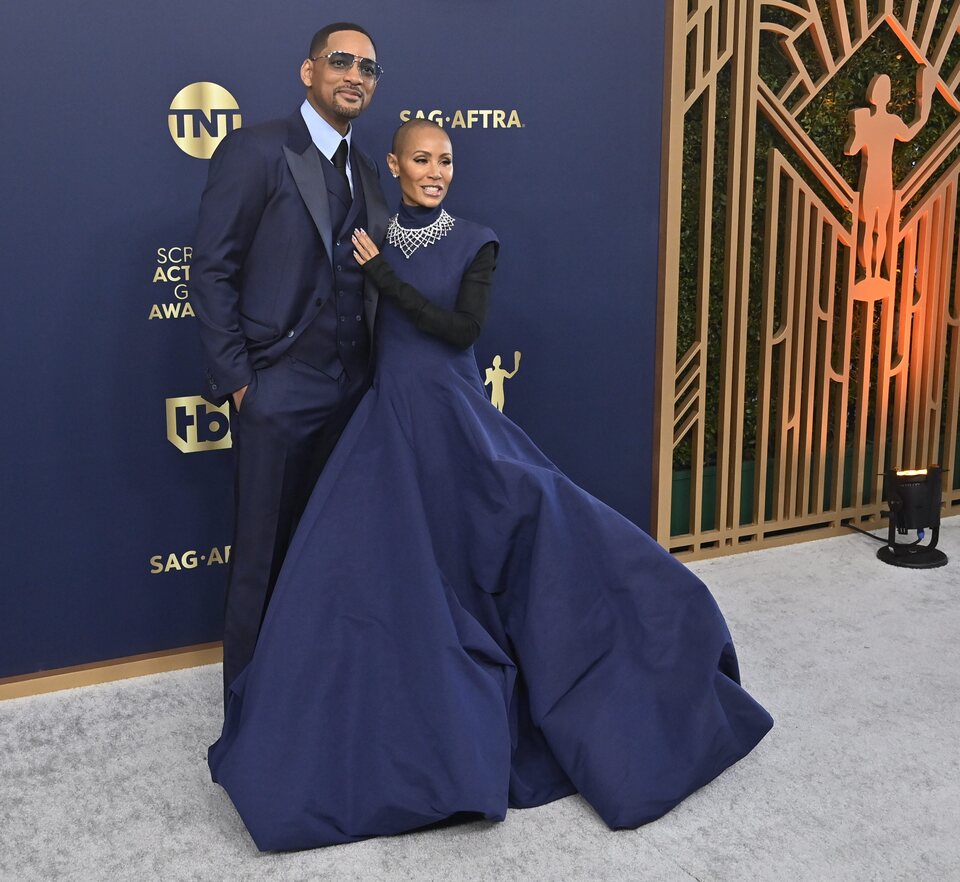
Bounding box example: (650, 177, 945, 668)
(351, 228, 379, 262)
(351, 231, 367, 264)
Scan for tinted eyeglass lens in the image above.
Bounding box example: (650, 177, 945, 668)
(328, 52, 354, 71)
(325, 52, 382, 81)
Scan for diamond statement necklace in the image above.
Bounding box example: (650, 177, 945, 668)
(386, 209, 456, 259)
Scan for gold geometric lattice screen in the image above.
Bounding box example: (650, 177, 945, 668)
(654, 0, 960, 558)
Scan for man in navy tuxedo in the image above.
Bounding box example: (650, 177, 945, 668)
(192, 23, 389, 699)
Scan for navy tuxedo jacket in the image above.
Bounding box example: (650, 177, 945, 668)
(192, 110, 389, 403)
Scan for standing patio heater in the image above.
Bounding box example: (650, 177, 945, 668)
(878, 467, 948, 569)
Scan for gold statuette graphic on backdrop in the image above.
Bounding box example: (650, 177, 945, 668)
(485, 351, 521, 412)
(168, 83, 241, 159)
(166, 396, 232, 452)
(655, 1, 960, 557)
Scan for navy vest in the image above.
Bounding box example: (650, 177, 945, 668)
(288, 148, 369, 379)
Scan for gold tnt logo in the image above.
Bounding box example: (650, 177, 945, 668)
(168, 82, 241, 159)
(166, 396, 232, 453)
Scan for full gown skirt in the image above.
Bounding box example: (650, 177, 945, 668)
(208, 211, 773, 851)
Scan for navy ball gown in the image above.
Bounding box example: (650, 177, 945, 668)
(208, 203, 773, 851)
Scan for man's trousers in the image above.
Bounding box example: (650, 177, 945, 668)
(222, 354, 367, 701)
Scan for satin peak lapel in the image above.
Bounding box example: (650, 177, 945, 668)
(354, 154, 388, 335)
(283, 144, 334, 265)
(356, 157, 388, 245)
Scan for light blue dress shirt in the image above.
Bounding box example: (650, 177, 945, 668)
(300, 99, 353, 196)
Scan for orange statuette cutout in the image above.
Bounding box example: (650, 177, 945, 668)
(844, 66, 936, 282)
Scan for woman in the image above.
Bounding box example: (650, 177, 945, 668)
(208, 120, 773, 851)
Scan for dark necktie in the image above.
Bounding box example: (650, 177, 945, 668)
(332, 139, 351, 198)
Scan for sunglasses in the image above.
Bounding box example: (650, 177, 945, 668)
(312, 51, 384, 83)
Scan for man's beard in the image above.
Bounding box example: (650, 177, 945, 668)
(334, 97, 363, 119)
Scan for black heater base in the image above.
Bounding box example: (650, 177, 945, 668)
(877, 544, 948, 569)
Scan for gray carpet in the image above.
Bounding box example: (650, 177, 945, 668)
(2, 519, 959, 882)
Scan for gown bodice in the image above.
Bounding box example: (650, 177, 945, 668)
(375, 202, 497, 378)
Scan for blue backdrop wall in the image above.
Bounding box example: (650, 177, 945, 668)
(0, 2, 665, 678)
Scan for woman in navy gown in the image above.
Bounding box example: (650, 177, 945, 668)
(208, 119, 773, 851)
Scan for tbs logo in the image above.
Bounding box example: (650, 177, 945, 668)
(166, 396, 232, 453)
(168, 82, 241, 159)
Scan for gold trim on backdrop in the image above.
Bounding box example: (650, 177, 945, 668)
(655, 0, 960, 559)
(0, 643, 222, 701)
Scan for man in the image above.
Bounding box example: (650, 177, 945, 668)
(191, 23, 389, 699)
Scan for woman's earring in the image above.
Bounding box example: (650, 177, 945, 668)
(392, 172, 399, 178)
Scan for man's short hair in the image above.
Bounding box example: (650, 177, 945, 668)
(309, 23, 378, 59)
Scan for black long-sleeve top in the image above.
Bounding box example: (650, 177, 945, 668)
(360, 242, 498, 350)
